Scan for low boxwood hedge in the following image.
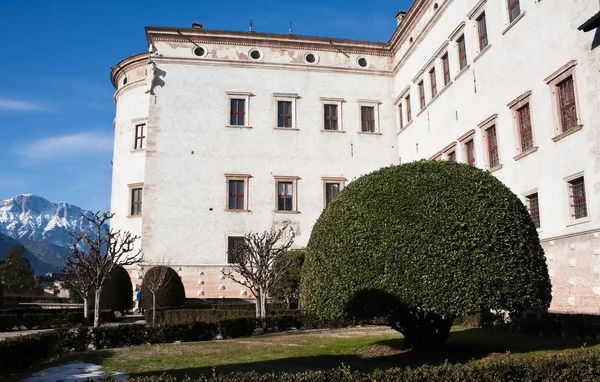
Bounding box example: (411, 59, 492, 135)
(0, 310, 115, 331)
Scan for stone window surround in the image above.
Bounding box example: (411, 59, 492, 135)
(394, 86, 411, 132)
(274, 176, 300, 213)
(467, 0, 490, 57)
(127, 182, 144, 218)
(564, 172, 590, 226)
(458, 129, 476, 166)
(320, 97, 345, 132)
(507, 90, 538, 160)
(522, 188, 542, 231)
(224, 174, 251, 212)
(544, 61, 583, 142)
(273, 92, 299, 130)
(442, 141, 457, 161)
(322, 177, 346, 209)
(130, 117, 148, 152)
(225, 91, 253, 128)
(357, 99, 382, 134)
(477, 113, 502, 172)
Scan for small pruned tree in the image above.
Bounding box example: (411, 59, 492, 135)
(140, 262, 178, 325)
(271, 249, 305, 309)
(61, 212, 141, 327)
(222, 226, 295, 318)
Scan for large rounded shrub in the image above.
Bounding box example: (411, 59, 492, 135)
(100, 265, 133, 312)
(140, 266, 186, 310)
(302, 160, 551, 348)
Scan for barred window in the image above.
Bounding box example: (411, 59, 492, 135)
(477, 13, 488, 51)
(558, 77, 577, 132)
(526, 193, 540, 228)
(517, 104, 534, 151)
(361, 106, 375, 132)
(457, 35, 467, 71)
(487, 126, 500, 168)
(569, 177, 587, 219)
(227, 236, 245, 263)
(508, 0, 521, 23)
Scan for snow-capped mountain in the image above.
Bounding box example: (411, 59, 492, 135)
(0, 194, 98, 273)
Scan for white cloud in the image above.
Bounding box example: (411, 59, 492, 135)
(0, 98, 51, 112)
(18, 132, 113, 160)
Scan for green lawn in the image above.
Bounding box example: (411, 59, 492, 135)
(48, 326, 596, 380)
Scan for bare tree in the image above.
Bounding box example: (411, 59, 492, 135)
(61, 212, 141, 327)
(222, 226, 295, 318)
(140, 261, 174, 325)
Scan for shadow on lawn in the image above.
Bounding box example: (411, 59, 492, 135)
(125, 328, 591, 380)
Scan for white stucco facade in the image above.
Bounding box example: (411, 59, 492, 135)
(110, 0, 600, 311)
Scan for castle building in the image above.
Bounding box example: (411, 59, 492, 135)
(110, 0, 600, 313)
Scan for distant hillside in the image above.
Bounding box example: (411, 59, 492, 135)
(0, 232, 57, 275)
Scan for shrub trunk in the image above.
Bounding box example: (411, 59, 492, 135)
(391, 309, 454, 350)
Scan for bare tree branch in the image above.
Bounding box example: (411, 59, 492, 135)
(222, 226, 295, 318)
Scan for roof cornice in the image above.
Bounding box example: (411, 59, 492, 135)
(110, 52, 150, 88)
(145, 27, 392, 57)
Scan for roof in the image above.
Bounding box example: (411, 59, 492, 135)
(578, 11, 600, 32)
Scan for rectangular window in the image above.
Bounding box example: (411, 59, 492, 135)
(442, 54, 451, 86)
(526, 193, 541, 228)
(230, 99, 246, 126)
(228, 180, 245, 210)
(325, 183, 340, 207)
(517, 104, 534, 152)
(418, 81, 426, 109)
(447, 150, 456, 162)
(477, 13, 488, 50)
(277, 182, 293, 211)
(277, 101, 293, 128)
(558, 77, 578, 133)
(324, 104, 338, 130)
(227, 236, 245, 264)
(457, 35, 467, 71)
(569, 177, 587, 219)
(487, 126, 500, 168)
(131, 188, 142, 216)
(406, 95, 412, 122)
(430, 68, 437, 98)
(465, 139, 476, 165)
(134, 124, 145, 149)
(398, 103, 404, 129)
(508, 0, 521, 23)
(361, 106, 375, 132)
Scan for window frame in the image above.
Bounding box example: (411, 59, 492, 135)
(405, 94, 412, 122)
(456, 35, 468, 71)
(273, 93, 299, 130)
(358, 100, 381, 134)
(507, 0, 520, 23)
(524, 191, 541, 229)
(507, 91, 537, 159)
(227, 235, 245, 264)
(478, 114, 502, 172)
(544, 61, 582, 141)
(134, 123, 146, 150)
(226, 91, 252, 128)
(458, 129, 476, 166)
(476, 13, 488, 51)
(322, 177, 346, 209)
(565, 174, 589, 223)
(128, 183, 144, 218)
(441, 53, 451, 86)
(320, 97, 344, 132)
(418, 80, 426, 110)
(274, 176, 299, 213)
(225, 174, 250, 212)
(442, 142, 457, 162)
(429, 67, 438, 99)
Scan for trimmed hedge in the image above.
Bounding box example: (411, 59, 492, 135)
(146, 307, 295, 325)
(100, 265, 133, 312)
(140, 266, 186, 311)
(481, 311, 600, 341)
(302, 161, 552, 348)
(0, 310, 115, 331)
(124, 350, 600, 381)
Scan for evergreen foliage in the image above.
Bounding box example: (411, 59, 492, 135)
(99, 265, 133, 311)
(271, 249, 305, 309)
(302, 160, 552, 348)
(140, 266, 186, 311)
(0, 245, 36, 290)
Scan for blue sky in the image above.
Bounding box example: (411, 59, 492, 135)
(1, 0, 410, 211)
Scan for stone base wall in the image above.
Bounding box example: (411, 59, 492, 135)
(543, 230, 600, 314)
(127, 264, 252, 300)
